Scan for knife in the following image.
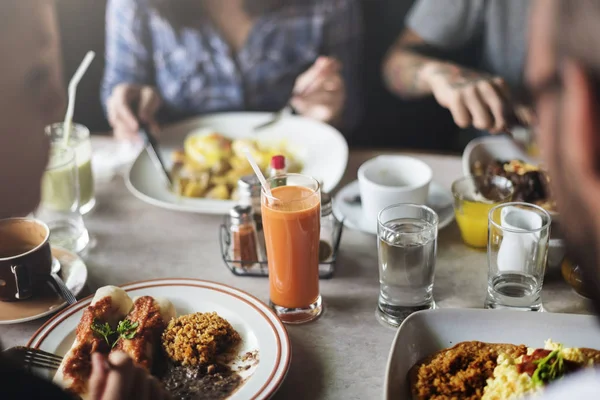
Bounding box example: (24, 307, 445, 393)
(138, 122, 173, 188)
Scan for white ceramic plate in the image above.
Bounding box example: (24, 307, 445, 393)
(384, 308, 600, 400)
(126, 112, 349, 214)
(332, 180, 455, 235)
(0, 246, 87, 325)
(27, 278, 291, 400)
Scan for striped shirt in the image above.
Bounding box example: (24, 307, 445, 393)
(102, 0, 363, 131)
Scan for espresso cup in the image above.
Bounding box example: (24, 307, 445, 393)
(0, 218, 52, 301)
(358, 156, 433, 230)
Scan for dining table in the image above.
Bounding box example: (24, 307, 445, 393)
(0, 139, 593, 400)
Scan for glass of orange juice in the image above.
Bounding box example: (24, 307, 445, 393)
(452, 176, 514, 248)
(261, 174, 322, 324)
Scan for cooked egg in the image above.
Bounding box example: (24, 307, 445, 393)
(184, 129, 232, 166)
(483, 341, 592, 400)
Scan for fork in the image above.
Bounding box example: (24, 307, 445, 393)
(2, 346, 63, 370)
(253, 59, 333, 132)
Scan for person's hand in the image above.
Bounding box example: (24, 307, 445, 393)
(290, 56, 345, 125)
(422, 63, 514, 133)
(88, 352, 171, 400)
(107, 83, 162, 142)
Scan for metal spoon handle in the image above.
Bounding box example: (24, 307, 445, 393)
(48, 274, 77, 305)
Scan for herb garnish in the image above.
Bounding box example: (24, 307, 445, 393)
(90, 319, 139, 348)
(116, 319, 139, 342)
(532, 348, 566, 385)
(91, 319, 115, 347)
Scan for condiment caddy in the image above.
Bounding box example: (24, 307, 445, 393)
(220, 171, 344, 279)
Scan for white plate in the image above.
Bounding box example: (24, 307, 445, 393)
(126, 112, 349, 214)
(27, 278, 290, 400)
(0, 246, 87, 325)
(332, 180, 455, 235)
(384, 308, 600, 400)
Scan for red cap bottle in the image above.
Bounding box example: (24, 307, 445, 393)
(270, 155, 286, 171)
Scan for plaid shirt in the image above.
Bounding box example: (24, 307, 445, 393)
(102, 0, 363, 131)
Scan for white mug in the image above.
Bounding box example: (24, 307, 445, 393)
(358, 156, 432, 230)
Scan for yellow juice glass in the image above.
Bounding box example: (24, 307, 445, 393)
(452, 176, 514, 248)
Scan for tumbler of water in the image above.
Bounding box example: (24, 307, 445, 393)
(376, 204, 438, 327)
(36, 145, 90, 254)
(485, 202, 551, 311)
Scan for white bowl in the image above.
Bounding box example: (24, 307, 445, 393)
(462, 136, 564, 272)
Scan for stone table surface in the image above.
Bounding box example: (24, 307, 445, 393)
(0, 143, 591, 400)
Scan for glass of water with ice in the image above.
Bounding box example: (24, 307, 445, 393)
(376, 204, 438, 327)
(485, 202, 551, 311)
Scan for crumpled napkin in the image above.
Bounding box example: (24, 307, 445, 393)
(91, 137, 143, 183)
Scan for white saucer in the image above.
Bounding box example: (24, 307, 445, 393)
(332, 180, 455, 235)
(0, 246, 88, 325)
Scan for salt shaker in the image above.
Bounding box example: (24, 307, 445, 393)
(229, 205, 261, 269)
(319, 192, 338, 263)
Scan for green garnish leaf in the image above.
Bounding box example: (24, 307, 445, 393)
(91, 319, 115, 347)
(112, 319, 139, 348)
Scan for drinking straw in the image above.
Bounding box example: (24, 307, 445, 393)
(242, 148, 272, 198)
(63, 51, 96, 145)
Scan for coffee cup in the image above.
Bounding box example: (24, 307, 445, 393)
(358, 156, 433, 230)
(0, 218, 52, 301)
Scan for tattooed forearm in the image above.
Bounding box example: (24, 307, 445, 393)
(383, 48, 438, 98)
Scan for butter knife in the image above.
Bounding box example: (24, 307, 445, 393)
(138, 123, 173, 188)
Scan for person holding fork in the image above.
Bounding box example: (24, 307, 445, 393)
(102, 0, 363, 141)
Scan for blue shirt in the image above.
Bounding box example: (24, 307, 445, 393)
(102, 0, 363, 131)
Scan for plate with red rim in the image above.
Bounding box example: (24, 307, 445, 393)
(27, 278, 291, 400)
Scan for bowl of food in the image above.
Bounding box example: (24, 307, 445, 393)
(126, 112, 349, 214)
(463, 136, 564, 271)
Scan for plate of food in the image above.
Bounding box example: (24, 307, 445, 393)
(27, 278, 291, 400)
(126, 112, 349, 214)
(384, 308, 600, 400)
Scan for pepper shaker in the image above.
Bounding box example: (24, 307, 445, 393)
(319, 192, 339, 263)
(229, 205, 262, 269)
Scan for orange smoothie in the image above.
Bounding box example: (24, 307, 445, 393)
(262, 185, 321, 309)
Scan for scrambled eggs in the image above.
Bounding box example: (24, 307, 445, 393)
(482, 340, 592, 400)
(171, 129, 301, 200)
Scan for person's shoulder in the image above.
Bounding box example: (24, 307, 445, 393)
(282, 0, 358, 15)
(314, 0, 360, 13)
(0, 361, 72, 399)
(107, 0, 150, 11)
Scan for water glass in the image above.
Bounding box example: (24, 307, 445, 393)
(452, 176, 514, 248)
(377, 203, 439, 327)
(46, 122, 95, 214)
(36, 145, 90, 253)
(485, 202, 551, 311)
(261, 174, 322, 324)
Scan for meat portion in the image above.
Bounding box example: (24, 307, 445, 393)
(53, 286, 133, 399)
(408, 341, 528, 400)
(112, 296, 175, 371)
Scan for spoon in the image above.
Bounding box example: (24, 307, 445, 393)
(49, 258, 77, 305)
